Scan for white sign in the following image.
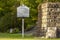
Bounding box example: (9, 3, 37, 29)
(17, 5, 29, 17)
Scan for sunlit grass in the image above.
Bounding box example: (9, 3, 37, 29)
(0, 38, 60, 40)
(0, 33, 34, 39)
(0, 33, 60, 40)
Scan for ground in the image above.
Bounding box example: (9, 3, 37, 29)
(0, 33, 60, 40)
(0, 38, 60, 40)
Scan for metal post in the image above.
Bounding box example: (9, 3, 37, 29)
(22, 18, 24, 38)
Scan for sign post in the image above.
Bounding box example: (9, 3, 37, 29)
(17, 4, 29, 38)
(22, 18, 24, 37)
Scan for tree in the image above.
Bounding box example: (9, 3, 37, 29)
(0, 0, 60, 33)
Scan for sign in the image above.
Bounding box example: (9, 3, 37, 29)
(17, 5, 29, 17)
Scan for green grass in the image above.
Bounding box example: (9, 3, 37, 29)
(0, 33, 34, 39)
(0, 33, 60, 40)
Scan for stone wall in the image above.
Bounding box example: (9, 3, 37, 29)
(46, 27, 57, 38)
(35, 2, 60, 38)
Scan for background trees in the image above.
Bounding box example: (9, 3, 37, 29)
(0, 0, 60, 33)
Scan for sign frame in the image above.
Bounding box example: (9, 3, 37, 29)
(17, 5, 30, 18)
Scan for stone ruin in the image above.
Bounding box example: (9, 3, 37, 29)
(46, 27, 57, 38)
(34, 2, 60, 38)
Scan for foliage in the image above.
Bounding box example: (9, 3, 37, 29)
(0, 0, 60, 32)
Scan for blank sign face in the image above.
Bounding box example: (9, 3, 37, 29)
(17, 5, 29, 17)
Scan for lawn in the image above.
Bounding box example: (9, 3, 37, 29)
(0, 33, 34, 39)
(0, 38, 60, 40)
(0, 33, 60, 40)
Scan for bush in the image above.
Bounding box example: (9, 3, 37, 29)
(6, 28, 20, 33)
(13, 28, 20, 33)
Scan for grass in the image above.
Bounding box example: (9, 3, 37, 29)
(0, 33, 60, 40)
(0, 33, 34, 39)
(0, 38, 60, 40)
